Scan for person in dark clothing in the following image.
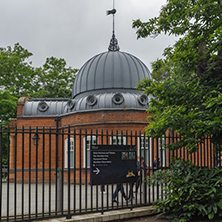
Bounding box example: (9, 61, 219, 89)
(153, 157, 160, 172)
(135, 156, 144, 193)
(128, 156, 144, 199)
(112, 183, 129, 203)
(142, 159, 149, 177)
(100, 185, 106, 194)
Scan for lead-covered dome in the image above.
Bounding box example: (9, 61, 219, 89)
(72, 50, 152, 98)
(21, 34, 153, 118)
(69, 34, 152, 112)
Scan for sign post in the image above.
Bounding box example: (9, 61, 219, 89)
(90, 145, 138, 185)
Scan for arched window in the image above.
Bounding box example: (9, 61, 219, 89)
(83, 135, 97, 168)
(65, 137, 75, 168)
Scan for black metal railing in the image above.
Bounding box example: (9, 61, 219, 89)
(0, 125, 215, 221)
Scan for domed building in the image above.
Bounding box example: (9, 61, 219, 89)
(5, 10, 214, 222)
(9, 33, 152, 183)
(21, 34, 151, 118)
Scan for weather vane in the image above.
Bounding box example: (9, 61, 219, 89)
(107, 0, 120, 51)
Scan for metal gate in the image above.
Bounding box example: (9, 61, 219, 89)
(0, 125, 215, 221)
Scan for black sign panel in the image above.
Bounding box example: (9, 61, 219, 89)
(90, 145, 138, 185)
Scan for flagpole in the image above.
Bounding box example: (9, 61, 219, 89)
(107, 0, 119, 51)
(113, 0, 115, 35)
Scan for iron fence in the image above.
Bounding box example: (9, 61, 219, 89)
(0, 125, 216, 221)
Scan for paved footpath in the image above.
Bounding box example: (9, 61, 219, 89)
(34, 208, 222, 222)
(1, 182, 159, 217)
(121, 214, 169, 222)
(33, 206, 168, 222)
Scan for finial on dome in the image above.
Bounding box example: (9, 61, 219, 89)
(108, 32, 120, 51)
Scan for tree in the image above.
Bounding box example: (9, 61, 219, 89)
(0, 43, 78, 99)
(0, 43, 36, 96)
(133, 0, 222, 152)
(0, 88, 17, 125)
(0, 43, 78, 122)
(0, 89, 18, 166)
(35, 57, 78, 98)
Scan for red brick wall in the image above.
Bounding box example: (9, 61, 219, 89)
(10, 108, 214, 183)
(10, 109, 149, 183)
(60, 109, 150, 127)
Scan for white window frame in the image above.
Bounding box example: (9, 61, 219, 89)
(138, 135, 152, 167)
(83, 135, 97, 168)
(159, 136, 166, 167)
(65, 137, 75, 168)
(110, 135, 127, 145)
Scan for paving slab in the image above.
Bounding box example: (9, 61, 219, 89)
(33, 206, 156, 222)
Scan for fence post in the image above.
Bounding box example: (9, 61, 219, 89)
(0, 125, 2, 220)
(57, 168, 63, 212)
(55, 116, 62, 213)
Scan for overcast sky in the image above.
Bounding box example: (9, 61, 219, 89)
(0, 0, 178, 71)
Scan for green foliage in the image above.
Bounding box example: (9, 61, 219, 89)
(35, 57, 78, 98)
(151, 159, 222, 222)
(133, 0, 222, 152)
(0, 43, 78, 99)
(0, 89, 17, 167)
(0, 43, 36, 95)
(0, 43, 78, 119)
(0, 88, 18, 124)
(133, 0, 222, 40)
(137, 74, 222, 153)
(0, 125, 9, 167)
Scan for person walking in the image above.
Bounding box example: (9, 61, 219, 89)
(128, 156, 144, 200)
(135, 156, 144, 193)
(112, 183, 129, 203)
(100, 185, 106, 194)
(153, 156, 160, 172)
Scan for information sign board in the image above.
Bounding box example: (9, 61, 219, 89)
(90, 145, 138, 185)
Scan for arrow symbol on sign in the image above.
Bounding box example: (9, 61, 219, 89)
(93, 168, 100, 175)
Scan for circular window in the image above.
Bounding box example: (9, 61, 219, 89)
(138, 95, 148, 105)
(112, 93, 124, 105)
(38, 101, 49, 112)
(86, 95, 97, 106)
(67, 99, 75, 109)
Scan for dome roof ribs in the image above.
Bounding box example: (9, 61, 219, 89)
(102, 52, 109, 89)
(121, 52, 132, 88)
(85, 53, 97, 90)
(93, 53, 104, 88)
(72, 51, 151, 98)
(117, 51, 124, 86)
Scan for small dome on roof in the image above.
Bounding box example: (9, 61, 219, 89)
(72, 50, 151, 98)
(70, 34, 152, 112)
